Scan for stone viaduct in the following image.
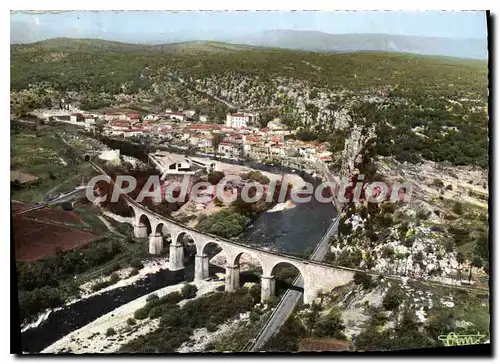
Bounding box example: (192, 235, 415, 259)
(124, 198, 354, 304)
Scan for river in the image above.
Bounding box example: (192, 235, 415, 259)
(20, 136, 336, 353)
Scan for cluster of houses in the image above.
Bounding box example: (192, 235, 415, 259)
(44, 106, 333, 165)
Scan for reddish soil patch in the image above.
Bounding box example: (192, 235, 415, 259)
(12, 201, 96, 262)
(12, 201, 83, 224)
(13, 216, 97, 262)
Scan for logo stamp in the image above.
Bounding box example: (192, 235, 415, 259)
(438, 332, 487, 346)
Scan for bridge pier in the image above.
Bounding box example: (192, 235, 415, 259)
(194, 254, 209, 281)
(303, 287, 316, 305)
(260, 275, 276, 302)
(133, 223, 148, 238)
(169, 243, 184, 271)
(148, 234, 163, 255)
(225, 265, 240, 292)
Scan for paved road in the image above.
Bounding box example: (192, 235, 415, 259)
(246, 217, 339, 351)
(170, 73, 241, 110)
(13, 186, 88, 216)
(245, 159, 341, 352)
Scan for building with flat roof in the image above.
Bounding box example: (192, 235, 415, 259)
(148, 151, 202, 179)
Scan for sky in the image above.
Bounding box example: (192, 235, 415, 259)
(10, 11, 488, 44)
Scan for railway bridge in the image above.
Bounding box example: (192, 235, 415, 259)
(123, 198, 354, 304)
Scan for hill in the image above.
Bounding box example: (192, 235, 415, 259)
(230, 30, 488, 60)
(10, 37, 489, 168)
(11, 38, 265, 55)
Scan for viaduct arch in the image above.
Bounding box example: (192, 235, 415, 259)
(123, 199, 354, 304)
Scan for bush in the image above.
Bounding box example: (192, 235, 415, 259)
(354, 272, 374, 290)
(130, 258, 144, 270)
(206, 323, 218, 332)
(382, 287, 404, 311)
(127, 318, 136, 326)
(128, 268, 139, 277)
(181, 283, 198, 299)
(134, 307, 150, 320)
(146, 293, 159, 302)
(452, 201, 464, 215)
(264, 295, 279, 307)
(431, 179, 444, 188)
(207, 171, 225, 185)
(159, 291, 183, 306)
(109, 272, 120, 284)
(313, 309, 346, 339)
(195, 210, 251, 238)
(103, 262, 122, 275)
(149, 306, 164, 319)
(90, 274, 119, 292)
(160, 310, 183, 327)
(105, 327, 117, 336)
(249, 310, 261, 323)
(240, 170, 270, 185)
(335, 249, 363, 268)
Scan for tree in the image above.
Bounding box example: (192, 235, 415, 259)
(181, 283, 198, 299)
(469, 256, 483, 282)
(207, 171, 225, 185)
(382, 286, 404, 311)
(212, 133, 225, 158)
(456, 251, 466, 280)
(313, 308, 346, 339)
(354, 272, 374, 290)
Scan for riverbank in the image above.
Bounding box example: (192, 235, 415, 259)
(42, 278, 225, 354)
(20, 255, 168, 334)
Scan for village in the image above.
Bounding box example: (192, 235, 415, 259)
(34, 103, 334, 166)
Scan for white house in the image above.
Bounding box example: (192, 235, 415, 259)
(270, 144, 287, 157)
(226, 113, 250, 128)
(199, 115, 208, 122)
(144, 114, 159, 122)
(70, 113, 84, 124)
(169, 112, 185, 122)
(149, 152, 197, 179)
(218, 141, 244, 158)
(298, 145, 318, 160)
(84, 116, 96, 125)
(184, 110, 196, 117)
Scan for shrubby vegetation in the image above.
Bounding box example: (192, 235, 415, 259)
(263, 304, 347, 352)
(16, 237, 147, 323)
(120, 286, 258, 353)
(196, 210, 251, 238)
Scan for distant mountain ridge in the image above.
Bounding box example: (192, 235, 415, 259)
(11, 31, 488, 60)
(229, 30, 488, 60)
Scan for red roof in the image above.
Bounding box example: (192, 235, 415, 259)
(109, 121, 130, 128)
(169, 112, 184, 116)
(188, 123, 221, 131)
(71, 113, 83, 117)
(128, 113, 140, 119)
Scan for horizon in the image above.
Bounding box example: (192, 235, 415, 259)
(11, 30, 488, 47)
(11, 10, 487, 45)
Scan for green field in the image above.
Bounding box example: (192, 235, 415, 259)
(10, 130, 95, 203)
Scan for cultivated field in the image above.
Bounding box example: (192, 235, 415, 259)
(12, 202, 98, 261)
